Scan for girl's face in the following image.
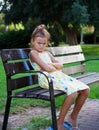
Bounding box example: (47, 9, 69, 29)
(31, 37, 48, 52)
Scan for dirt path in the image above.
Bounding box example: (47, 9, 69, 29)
(1, 99, 99, 130)
(0, 106, 51, 130)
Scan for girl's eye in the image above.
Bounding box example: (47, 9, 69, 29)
(43, 43, 46, 45)
(38, 42, 46, 45)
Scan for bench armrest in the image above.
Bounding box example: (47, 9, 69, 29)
(28, 70, 54, 99)
(83, 58, 99, 63)
(27, 70, 52, 83)
(25, 70, 54, 94)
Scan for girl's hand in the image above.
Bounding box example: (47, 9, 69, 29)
(49, 63, 63, 70)
(49, 53, 63, 70)
(47, 64, 57, 72)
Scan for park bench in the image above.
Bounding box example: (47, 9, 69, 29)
(1, 45, 99, 130)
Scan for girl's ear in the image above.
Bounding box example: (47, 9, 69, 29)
(30, 38, 34, 48)
(31, 38, 34, 44)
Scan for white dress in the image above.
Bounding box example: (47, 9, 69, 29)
(30, 51, 89, 95)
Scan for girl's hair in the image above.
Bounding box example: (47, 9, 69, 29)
(31, 24, 50, 43)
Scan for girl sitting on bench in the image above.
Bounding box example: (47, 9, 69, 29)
(29, 24, 90, 130)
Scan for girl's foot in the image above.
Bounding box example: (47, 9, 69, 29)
(57, 124, 64, 130)
(67, 114, 77, 127)
(64, 121, 72, 130)
(57, 119, 64, 130)
(65, 115, 80, 129)
(64, 122, 80, 130)
(72, 126, 80, 130)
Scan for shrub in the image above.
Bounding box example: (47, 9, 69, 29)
(0, 29, 32, 49)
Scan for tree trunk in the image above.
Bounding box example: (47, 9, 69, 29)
(65, 27, 78, 45)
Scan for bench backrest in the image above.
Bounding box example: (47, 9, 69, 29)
(1, 45, 85, 92)
(1, 48, 38, 92)
(48, 45, 86, 75)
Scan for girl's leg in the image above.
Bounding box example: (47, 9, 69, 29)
(57, 92, 77, 130)
(68, 89, 90, 127)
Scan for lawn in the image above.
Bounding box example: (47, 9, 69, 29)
(0, 44, 99, 114)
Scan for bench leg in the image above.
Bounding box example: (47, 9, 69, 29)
(50, 98, 58, 130)
(2, 97, 12, 130)
(49, 81, 58, 130)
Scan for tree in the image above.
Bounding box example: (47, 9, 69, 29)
(86, 0, 99, 43)
(0, 13, 6, 32)
(1, 0, 99, 45)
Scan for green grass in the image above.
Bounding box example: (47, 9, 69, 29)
(0, 59, 7, 112)
(82, 44, 99, 55)
(17, 116, 51, 130)
(89, 83, 99, 99)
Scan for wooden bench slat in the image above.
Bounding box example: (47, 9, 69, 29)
(38, 90, 65, 100)
(14, 87, 42, 98)
(76, 72, 97, 79)
(8, 75, 38, 91)
(48, 45, 82, 55)
(62, 64, 86, 75)
(1, 49, 30, 62)
(14, 87, 65, 100)
(15, 88, 48, 98)
(78, 73, 99, 85)
(5, 61, 32, 75)
(56, 53, 85, 64)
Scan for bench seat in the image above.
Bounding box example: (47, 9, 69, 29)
(1, 45, 99, 130)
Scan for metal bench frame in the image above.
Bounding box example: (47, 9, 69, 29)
(1, 45, 99, 130)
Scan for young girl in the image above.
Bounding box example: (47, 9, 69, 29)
(29, 24, 90, 130)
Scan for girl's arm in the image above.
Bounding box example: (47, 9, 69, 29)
(49, 53, 63, 70)
(29, 50, 57, 72)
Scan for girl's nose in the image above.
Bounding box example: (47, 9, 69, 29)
(40, 44, 43, 47)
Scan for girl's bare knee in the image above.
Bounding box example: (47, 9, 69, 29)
(85, 89, 90, 96)
(79, 89, 90, 97)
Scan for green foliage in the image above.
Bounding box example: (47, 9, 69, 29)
(0, 29, 32, 49)
(86, 0, 99, 29)
(2, 0, 90, 27)
(0, 13, 6, 32)
(3, 0, 98, 27)
(8, 22, 24, 31)
(64, 0, 89, 25)
(72, 1, 89, 24)
(1, 0, 99, 45)
(0, 13, 4, 24)
(49, 22, 65, 46)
